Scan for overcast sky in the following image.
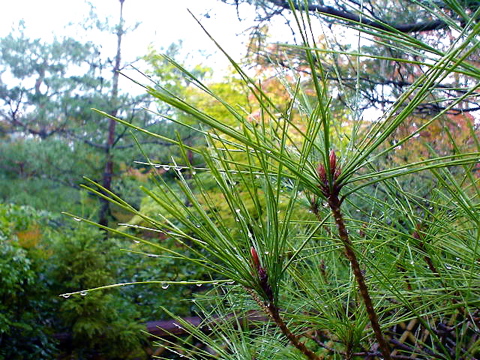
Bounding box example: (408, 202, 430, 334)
(0, 0, 266, 70)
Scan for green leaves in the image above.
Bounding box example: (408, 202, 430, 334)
(66, 1, 480, 357)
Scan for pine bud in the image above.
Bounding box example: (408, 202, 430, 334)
(251, 247, 273, 302)
(250, 247, 261, 271)
(317, 164, 327, 184)
(329, 149, 337, 175)
(317, 150, 342, 196)
(334, 167, 341, 180)
(258, 266, 273, 302)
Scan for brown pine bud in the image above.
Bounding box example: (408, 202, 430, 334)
(251, 247, 274, 302)
(334, 167, 341, 180)
(329, 149, 337, 175)
(251, 247, 261, 271)
(317, 164, 327, 184)
(258, 266, 273, 302)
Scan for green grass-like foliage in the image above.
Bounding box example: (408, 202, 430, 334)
(73, 1, 480, 358)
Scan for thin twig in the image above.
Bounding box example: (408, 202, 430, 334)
(245, 287, 321, 360)
(318, 151, 392, 360)
(327, 193, 392, 360)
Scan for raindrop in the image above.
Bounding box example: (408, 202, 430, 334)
(162, 165, 171, 171)
(370, 250, 375, 254)
(264, 251, 270, 255)
(73, 217, 82, 222)
(161, 283, 170, 289)
(226, 281, 235, 285)
(133, 240, 140, 244)
(410, 260, 415, 265)
(255, 175, 260, 179)
(192, 170, 197, 175)
(196, 283, 202, 287)
(455, 257, 460, 261)
(445, 264, 452, 270)
(235, 208, 241, 213)
(61, 294, 70, 299)
(80, 291, 88, 296)
(174, 166, 182, 172)
(154, 164, 161, 168)
(147, 254, 160, 258)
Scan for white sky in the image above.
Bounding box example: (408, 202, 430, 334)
(0, 0, 311, 95)
(0, 0, 264, 70)
(0, 1, 346, 91)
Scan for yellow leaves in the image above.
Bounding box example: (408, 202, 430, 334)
(16, 225, 41, 248)
(385, 111, 478, 167)
(123, 166, 151, 183)
(111, 205, 135, 224)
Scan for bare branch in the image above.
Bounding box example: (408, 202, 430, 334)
(269, 0, 449, 33)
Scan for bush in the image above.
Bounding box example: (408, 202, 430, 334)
(0, 204, 57, 359)
(0, 204, 162, 359)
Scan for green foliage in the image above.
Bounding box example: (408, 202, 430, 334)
(0, 22, 156, 217)
(81, 2, 480, 359)
(0, 203, 188, 359)
(48, 226, 150, 359)
(2, 1, 480, 359)
(0, 204, 57, 360)
(0, 139, 89, 212)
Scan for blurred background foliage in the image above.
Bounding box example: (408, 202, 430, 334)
(1, 0, 479, 359)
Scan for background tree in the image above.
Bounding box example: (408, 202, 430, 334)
(223, 0, 480, 116)
(99, 0, 126, 226)
(0, 2, 171, 225)
(222, 0, 478, 33)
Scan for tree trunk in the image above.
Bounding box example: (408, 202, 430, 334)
(99, 0, 125, 227)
